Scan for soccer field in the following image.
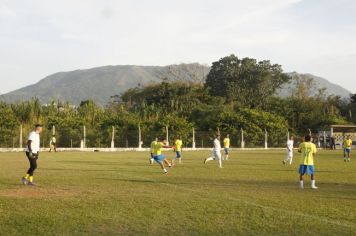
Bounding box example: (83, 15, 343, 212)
(0, 150, 355, 235)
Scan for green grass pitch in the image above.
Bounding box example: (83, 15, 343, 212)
(0, 150, 355, 235)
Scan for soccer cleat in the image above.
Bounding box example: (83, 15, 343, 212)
(28, 182, 36, 186)
(348, 158, 351, 162)
(21, 177, 28, 185)
(311, 186, 318, 190)
(282, 161, 286, 165)
(204, 158, 208, 164)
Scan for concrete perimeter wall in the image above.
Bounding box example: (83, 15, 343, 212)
(0, 148, 287, 153)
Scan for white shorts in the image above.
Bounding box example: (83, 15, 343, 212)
(213, 151, 222, 160)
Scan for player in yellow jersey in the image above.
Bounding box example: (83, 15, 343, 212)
(149, 137, 158, 165)
(343, 135, 353, 162)
(223, 134, 230, 160)
(298, 135, 318, 189)
(151, 137, 174, 174)
(173, 137, 183, 164)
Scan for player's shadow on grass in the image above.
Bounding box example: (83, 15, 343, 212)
(58, 160, 148, 167)
(0, 180, 22, 187)
(237, 163, 274, 166)
(96, 177, 295, 189)
(321, 196, 356, 201)
(42, 168, 150, 174)
(96, 178, 156, 184)
(236, 167, 295, 172)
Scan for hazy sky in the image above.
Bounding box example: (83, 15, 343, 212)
(0, 0, 355, 94)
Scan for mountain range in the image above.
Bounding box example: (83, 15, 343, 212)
(0, 64, 351, 106)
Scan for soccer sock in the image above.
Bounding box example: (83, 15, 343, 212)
(300, 180, 304, 189)
(219, 159, 222, 168)
(29, 176, 34, 183)
(311, 180, 316, 188)
(179, 158, 181, 164)
(24, 174, 30, 179)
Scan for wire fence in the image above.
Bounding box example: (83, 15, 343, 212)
(1, 125, 353, 149)
(0, 125, 288, 149)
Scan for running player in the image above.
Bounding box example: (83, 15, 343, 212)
(173, 137, 183, 164)
(151, 138, 174, 174)
(283, 136, 294, 165)
(298, 135, 318, 189)
(149, 137, 158, 165)
(22, 124, 43, 186)
(204, 134, 223, 168)
(223, 134, 230, 160)
(343, 135, 352, 162)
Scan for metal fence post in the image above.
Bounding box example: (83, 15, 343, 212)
(83, 126, 86, 148)
(138, 124, 142, 149)
(111, 126, 115, 149)
(265, 129, 268, 149)
(192, 127, 196, 149)
(19, 124, 23, 148)
(166, 125, 169, 145)
(241, 128, 245, 149)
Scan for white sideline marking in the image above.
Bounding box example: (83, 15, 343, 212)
(114, 171, 356, 230)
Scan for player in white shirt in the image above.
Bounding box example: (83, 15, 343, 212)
(22, 124, 43, 186)
(204, 134, 223, 168)
(283, 136, 294, 165)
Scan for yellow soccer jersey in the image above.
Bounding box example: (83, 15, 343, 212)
(152, 142, 164, 156)
(343, 139, 352, 149)
(175, 139, 182, 152)
(223, 138, 230, 148)
(150, 140, 157, 153)
(298, 142, 317, 165)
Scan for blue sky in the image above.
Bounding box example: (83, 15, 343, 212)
(0, 0, 355, 94)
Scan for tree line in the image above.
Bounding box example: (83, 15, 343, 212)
(0, 54, 355, 148)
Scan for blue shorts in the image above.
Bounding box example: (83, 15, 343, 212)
(153, 154, 165, 164)
(176, 151, 182, 158)
(224, 148, 230, 155)
(299, 165, 315, 175)
(344, 148, 351, 154)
